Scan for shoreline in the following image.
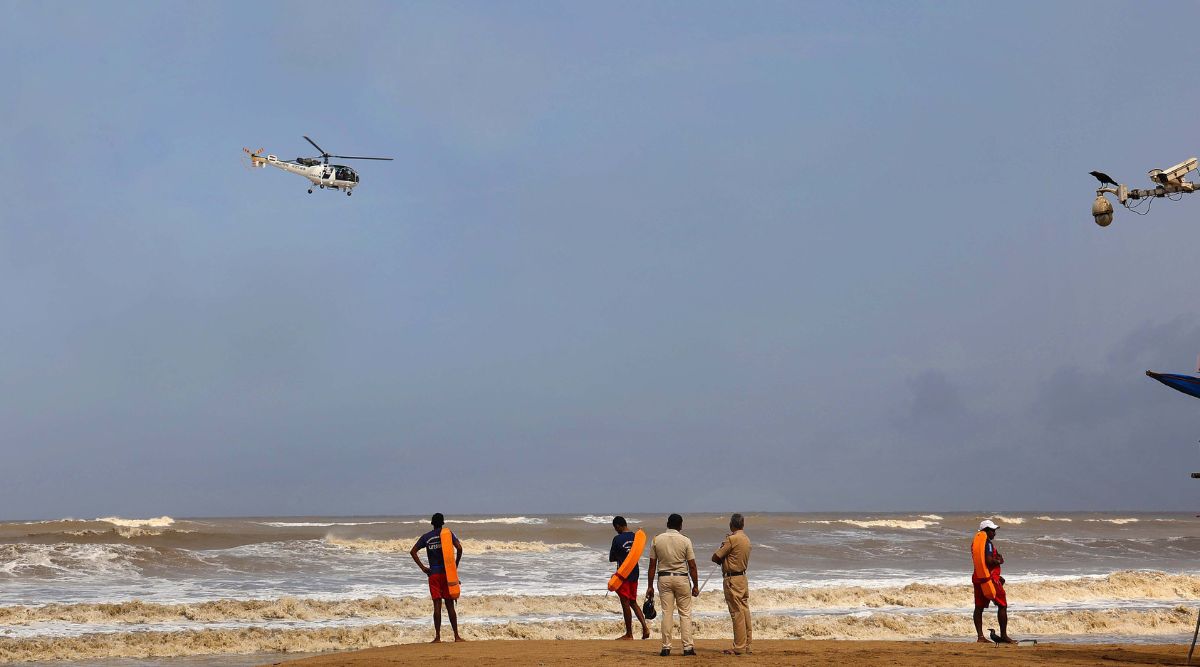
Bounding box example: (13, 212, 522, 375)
(270, 639, 1194, 666)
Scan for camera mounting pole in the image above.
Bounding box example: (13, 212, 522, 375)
(1090, 157, 1200, 226)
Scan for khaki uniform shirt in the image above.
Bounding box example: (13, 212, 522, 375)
(650, 529, 695, 573)
(714, 531, 751, 574)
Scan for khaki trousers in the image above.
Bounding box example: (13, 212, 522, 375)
(723, 574, 752, 652)
(657, 575, 694, 651)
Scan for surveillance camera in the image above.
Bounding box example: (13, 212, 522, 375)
(1092, 193, 1113, 227)
(1149, 157, 1198, 186)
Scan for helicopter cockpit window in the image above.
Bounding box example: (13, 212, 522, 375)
(335, 167, 357, 182)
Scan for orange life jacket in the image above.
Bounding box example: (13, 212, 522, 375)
(971, 530, 991, 582)
(608, 529, 646, 591)
(440, 527, 461, 600)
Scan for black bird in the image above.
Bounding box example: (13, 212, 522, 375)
(1089, 170, 1119, 187)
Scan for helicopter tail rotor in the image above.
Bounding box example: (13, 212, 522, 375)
(243, 147, 267, 168)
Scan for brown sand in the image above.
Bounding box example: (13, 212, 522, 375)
(270, 639, 1193, 666)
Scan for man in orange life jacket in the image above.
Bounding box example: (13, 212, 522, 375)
(410, 513, 465, 643)
(972, 519, 1015, 643)
(610, 516, 650, 640)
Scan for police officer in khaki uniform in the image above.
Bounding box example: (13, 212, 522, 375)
(645, 513, 699, 656)
(712, 513, 752, 655)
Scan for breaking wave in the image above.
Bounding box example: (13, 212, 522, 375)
(6, 570, 1191, 627)
(575, 516, 640, 524)
(800, 519, 937, 530)
(1087, 518, 1140, 525)
(992, 515, 1025, 524)
(257, 521, 393, 528)
(0, 543, 146, 579)
(453, 517, 547, 525)
(325, 537, 585, 554)
(95, 517, 175, 529)
(0, 607, 1194, 661)
(1035, 516, 1073, 522)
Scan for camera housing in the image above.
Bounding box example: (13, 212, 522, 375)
(1148, 157, 1198, 186)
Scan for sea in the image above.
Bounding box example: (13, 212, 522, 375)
(1, 512, 1198, 664)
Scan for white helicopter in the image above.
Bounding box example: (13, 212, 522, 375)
(243, 136, 392, 196)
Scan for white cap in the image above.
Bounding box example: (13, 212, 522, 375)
(979, 519, 999, 531)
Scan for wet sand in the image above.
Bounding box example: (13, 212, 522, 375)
(270, 639, 1193, 666)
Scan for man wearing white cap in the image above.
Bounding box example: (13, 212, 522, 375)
(970, 519, 1015, 643)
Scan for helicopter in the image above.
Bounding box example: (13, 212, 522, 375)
(243, 136, 392, 196)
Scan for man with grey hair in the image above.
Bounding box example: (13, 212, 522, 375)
(712, 513, 752, 655)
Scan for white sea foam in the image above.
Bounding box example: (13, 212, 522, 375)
(0, 603, 1194, 661)
(326, 537, 584, 554)
(95, 516, 175, 529)
(992, 515, 1025, 524)
(455, 517, 547, 525)
(1085, 518, 1139, 525)
(258, 521, 393, 528)
(574, 515, 641, 525)
(799, 519, 936, 530)
(1035, 516, 1073, 522)
(918, 514, 944, 521)
(841, 519, 936, 530)
(0, 543, 145, 579)
(395, 516, 547, 525)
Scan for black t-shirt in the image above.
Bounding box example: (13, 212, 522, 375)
(416, 528, 457, 574)
(609, 531, 639, 582)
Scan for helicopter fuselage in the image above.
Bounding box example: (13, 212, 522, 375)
(259, 154, 360, 193)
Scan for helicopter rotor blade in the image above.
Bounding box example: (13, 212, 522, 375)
(302, 135, 329, 157)
(329, 155, 394, 161)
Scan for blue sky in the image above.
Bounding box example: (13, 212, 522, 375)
(4, 2, 1200, 518)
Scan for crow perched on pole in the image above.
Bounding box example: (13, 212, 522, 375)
(1089, 170, 1119, 187)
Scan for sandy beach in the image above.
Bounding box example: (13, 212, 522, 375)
(271, 639, 1193, 666)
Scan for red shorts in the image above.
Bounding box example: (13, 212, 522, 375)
(616, 577, 638, 602)
(428, 572, 452, 600)
(973, 574, 1007, 608)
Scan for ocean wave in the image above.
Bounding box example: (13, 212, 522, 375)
(918, 515, 944, 521)
(799, 519, 936, 530)
(1086, 518, 1140, 525)
(992, 515, 1025, 524)
(0, 607, 1193, 661)
(7, 570, 1189, 627)
(0, 543, 146, 579)
(574, 516, 640, 525)
(258, 522, 393, 528)
(95, 517, 175, 529)
(66, 527, 193, 540)
(454, 517, 547, 525)
(394, 517, 547, 525)
(1035, 516, 1073, 522)
(325, 537, 585, 554)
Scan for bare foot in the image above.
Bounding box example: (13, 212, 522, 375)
(975, 637, 991, 643)
(641, 628, 651, 640)
(615, 635, 634, 641)
(430, 637, 442, 644)
(998, 636, 1017, 644)
(454, 636, 467, 642)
